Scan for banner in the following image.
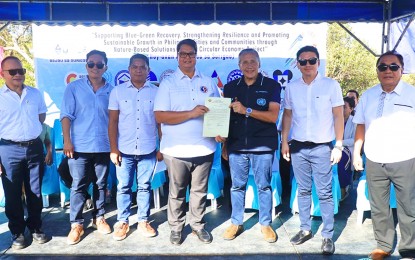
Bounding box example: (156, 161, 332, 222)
(390, 18, 415, 74)
(32, 23, 327, 126)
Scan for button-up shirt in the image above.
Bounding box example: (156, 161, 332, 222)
(283, 73, 344, 143)
(0, 85, 47, 141)
(154, 68, 219, 158)
(353, 81, 415, 163)
(108, 81, 158, 155)
(60, 77, 113, 153)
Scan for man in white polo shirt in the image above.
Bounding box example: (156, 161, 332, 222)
(108, 53, 161, 241)
(281, 46, 344, 255)
(154, 39, 219, 245)
(353, 51, 415, 260)
(0, 56, 48, 249)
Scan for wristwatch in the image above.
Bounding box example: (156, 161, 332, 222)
(245, 107, 252, 118)
(334, 145, 344, 151)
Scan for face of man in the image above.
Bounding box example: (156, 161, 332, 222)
(297, 51, 320, 79)
(86, 54, 107, 80)
(377, 54, 402, 91)
(177, 44, 197, 72)
(129, 58, 149, 86)
(239, 52, 260, 83)
(343, 102, 352, 119)
(0, 58, 25, 89)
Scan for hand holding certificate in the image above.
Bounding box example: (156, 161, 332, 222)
(203, 97, 231, 137)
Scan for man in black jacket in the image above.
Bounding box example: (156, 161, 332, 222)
(217, 48, 280, 243)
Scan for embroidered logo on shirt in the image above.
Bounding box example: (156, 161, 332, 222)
(200, 86, 208, 93)
(257, 98, 266, 106)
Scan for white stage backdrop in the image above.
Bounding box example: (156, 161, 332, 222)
(32, 23, 327, 126)
(390, 18, 415, 74)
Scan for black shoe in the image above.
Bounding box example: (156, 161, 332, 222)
(30, 228, 48, 244)
(290, 230, 313, 245)
(11, 233, 26, 249)
(192, 228, 212, 244)
(170, 231, 182, 245)
(321, 238, 335, 255)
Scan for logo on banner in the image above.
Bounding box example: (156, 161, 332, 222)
(115, 70, 130, 86)
(65, 72, 80, 85)
(273, 70, 293, 89)
(227, 69, 242, 83)
(147, 71, 158, 82)
(211, 70, 224, 89)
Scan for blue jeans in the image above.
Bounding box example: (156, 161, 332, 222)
(228, 152, 274, 226)
(290, 140, 334, 238)
(0, 138, 44, 234)
(68, 152, 110, 224)
(116, 151, 156, 223)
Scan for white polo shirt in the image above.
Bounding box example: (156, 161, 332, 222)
(283, 73, 344, 143)
(0, 85, 47, 141)
(108, 81, 158, 155)
(353, 81, 415, 163)
(154, 68, 219, 158)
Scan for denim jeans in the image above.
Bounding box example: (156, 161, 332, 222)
(68, 152, 110, 224)
(290, 140, 334, 238)
(116, 151, 156, 223)
(228, 152, 274, 226)
(0, 138, 44, 234)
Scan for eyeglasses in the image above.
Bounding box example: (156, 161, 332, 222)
(377, 63, 400, 72)
(3, 68, 26, 76)
(86, 62, 105, 69)
(298, 58, 318, 66)
(178, 52, 196, 59)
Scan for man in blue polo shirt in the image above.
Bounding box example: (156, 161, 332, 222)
(218, 48, 280, 243)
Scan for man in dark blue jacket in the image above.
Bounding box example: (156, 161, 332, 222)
(217, 48, 280, 243)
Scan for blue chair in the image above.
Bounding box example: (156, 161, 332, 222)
(41, 124, 60, 207)
(290, 164, 341, 216)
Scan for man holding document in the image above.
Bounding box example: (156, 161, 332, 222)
(154, 39, 220, 245)
(216, 48, 281, 243)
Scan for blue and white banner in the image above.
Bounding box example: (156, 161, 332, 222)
(390, 18, 415, 74)
(32, 23, 327, 126)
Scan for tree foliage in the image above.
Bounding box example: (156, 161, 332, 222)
(0, 23, 34, 87)
(326, 23, 379, 96)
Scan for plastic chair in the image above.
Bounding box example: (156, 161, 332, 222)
(41, 124, 60, 207)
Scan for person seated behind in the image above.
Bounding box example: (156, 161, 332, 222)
(338, 97, 356, 201)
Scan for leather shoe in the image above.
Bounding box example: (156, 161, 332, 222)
(30, 228, 48, 244)
(192, 228, 212, 244)
(11, 233, 26, 249)
(170, 231, 182, 245)
(290, 230, 313, 245)
(321, 238, 335, 255)
(368, 248, 391, 260)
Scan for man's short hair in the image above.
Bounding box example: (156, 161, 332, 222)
(346, 89, 359, 99)
(238, 48, 260, 64)
(129, 53, 149, 67)
(376, 50, 404, 69)
(176, 39, 197, 53)
(296, 46, 320, 60)
(86, 50, 108, 65)
(1, 56, 21, 68)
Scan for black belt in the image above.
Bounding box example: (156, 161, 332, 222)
(1, 138, 39, 147)
(293, 140, 330, 146)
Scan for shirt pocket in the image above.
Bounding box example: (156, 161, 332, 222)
(26, 103, 38, 115)
(314, 95, 331, 112)
(142, 100, 155, 124)
(119, 100, 133, 115)
(393, 103, 415, 113)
